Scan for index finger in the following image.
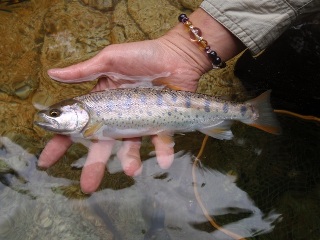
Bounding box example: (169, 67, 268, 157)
(38, 134, 72, 168)
(47, 52, 107, 83)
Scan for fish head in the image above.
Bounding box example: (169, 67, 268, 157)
(34, 99, 89, 135)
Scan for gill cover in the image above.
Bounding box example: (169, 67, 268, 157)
(35, 99, 90, 134)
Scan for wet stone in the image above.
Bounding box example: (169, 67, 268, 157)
(79, 0, 114, 11)
(14, 85, 33, 100)
(178, 0, 202, 10)
(32, 90, 55, 110)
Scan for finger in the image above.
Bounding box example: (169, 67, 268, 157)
(152, 135, 175, 169)
(47, 52, 107, 83)
(80, 140, 115, 193)
(117, 138, 143, 176)
(91, 77, 120, 91)
(38, 135, 72, 168)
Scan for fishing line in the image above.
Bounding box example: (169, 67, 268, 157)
(274, 109, 320, 122)
(192, 135, 247, 240)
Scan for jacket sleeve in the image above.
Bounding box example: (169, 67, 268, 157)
(200, 0, 320, 55)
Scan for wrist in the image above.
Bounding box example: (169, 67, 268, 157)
(160, 8, 245, 74)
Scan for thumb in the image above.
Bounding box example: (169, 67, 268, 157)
(47, 52, 108, 83)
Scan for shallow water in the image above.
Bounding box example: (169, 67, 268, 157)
(0, 1, 320, 240)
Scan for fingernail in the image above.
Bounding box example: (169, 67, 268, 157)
(37, 160, 48, 169)
(47, 68, 59, 76)
(157, 153, 174, 169)
(47, 69, 66, 81)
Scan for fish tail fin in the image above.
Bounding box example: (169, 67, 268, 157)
(242, 90, 281, 135)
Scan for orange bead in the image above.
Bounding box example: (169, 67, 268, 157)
(199, 39, 208, 48)
(185, 21, 192, 27)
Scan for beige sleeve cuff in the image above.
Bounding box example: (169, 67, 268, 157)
(200, 0, 318, 55)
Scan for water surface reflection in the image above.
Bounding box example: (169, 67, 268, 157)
(1, 116, 319, 240)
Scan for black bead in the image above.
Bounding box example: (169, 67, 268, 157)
(178, 14, 188, 22)
(182, 17, 189, 23)
(219, 62, 226, 68)
(213, 56, 222, 65)
(208, 50, 217, 60)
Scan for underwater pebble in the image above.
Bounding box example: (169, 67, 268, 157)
(39, 217, 53, 229)
(80, 0, 113, 11)
(0, 214, 14, 237)
(0, 159, 12, 174)
(32, 90, 55, 110)
(34, 208, 53, 229)
(14, 84, 33, 100)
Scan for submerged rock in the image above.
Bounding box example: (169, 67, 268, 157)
(79, 0, 114, 11)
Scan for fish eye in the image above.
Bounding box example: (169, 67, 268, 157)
(49, 109, 61, 118)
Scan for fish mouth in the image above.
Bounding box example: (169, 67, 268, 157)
(34, 121, 56, 129)
(34, 112, 60, 132)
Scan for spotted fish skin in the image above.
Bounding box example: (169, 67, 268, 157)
(35, 88, 281, 140)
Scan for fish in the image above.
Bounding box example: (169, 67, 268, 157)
(34, 88, 281, 140)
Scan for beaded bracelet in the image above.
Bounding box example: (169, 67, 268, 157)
(178, 13, 226, 69)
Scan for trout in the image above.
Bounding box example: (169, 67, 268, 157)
(34, 88, 281, 140)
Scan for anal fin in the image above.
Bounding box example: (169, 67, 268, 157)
(198, 121, 234, 140)
(157, 132, 175, 148)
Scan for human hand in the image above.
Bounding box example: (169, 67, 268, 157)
(37, 9, 244, 193)
(37, 37, 207, 194)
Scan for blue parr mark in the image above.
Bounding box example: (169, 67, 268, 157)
(185, 95, 191, 108)
(157, 92, 163, 106)
(223, 103, 229, 113)
(240, 105, 247, 116)
(170, 92, 178, 102)
(140, 93, 147, 104)
(106, 100, 114, 111)
(204, 100, 210, 112)
(124, 94, 132, 109)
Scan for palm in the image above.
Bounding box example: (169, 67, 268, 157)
(50, 39, 203, 92)
(98, 40, 202, 91)
(38, 37, 205, 193)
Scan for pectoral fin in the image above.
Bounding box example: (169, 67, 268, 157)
(156, 132, 175, 147)
(199, 121, 233, 140)
(83, 122, 103, 138)
(153, 78, 184, 91)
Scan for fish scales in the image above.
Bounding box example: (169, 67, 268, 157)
(75, 88, 251, 132)
(35, 88, 281, 140)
